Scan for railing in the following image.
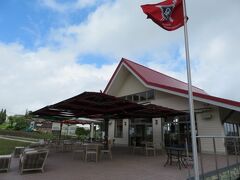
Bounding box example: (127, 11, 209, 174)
(187, 136, 240, 180)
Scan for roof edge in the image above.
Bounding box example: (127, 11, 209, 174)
(122, 58, 207, 94)
(104, 58, 125, 93)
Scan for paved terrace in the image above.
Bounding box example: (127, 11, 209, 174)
(1, 147, 239, 180)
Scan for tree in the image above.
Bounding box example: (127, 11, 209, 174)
(75, 127, 89, 140)
(0, 109, 7, 124)
(7, 115, 29, 130)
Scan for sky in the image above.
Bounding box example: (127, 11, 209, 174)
(0, 0, 240, 115)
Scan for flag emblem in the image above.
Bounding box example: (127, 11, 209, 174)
(141, 0, 185, 31)
(158, 5, 174, 22)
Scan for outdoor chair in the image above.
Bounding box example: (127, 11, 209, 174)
(14, 146, 25, 158)
(100, 140, 112, 160)
(73, 143, 85, 160)
(145, 142, 156, 156)
(0, 154, 12, 172)
(132, 140, 144, 154)
(85, 144, 98, 162)
(62, 140, 73, 152)
(19, 149, 49, 174)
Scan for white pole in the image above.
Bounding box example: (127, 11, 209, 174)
(90, 122, 94, 142)
(182, 0, 199, 179)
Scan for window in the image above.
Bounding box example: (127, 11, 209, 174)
(139, 92, 147, 101)
(224, 123, 239, 136)
(120, 90, 155, 102)
(133, 95, 139, 102)
(114, 120, 123, 138)
(146, 90, 154, 100)
(126, 95, 132, 101)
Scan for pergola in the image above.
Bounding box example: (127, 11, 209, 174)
(32, 91, 186, 144)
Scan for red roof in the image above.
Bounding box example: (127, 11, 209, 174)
(104, 58, 240, 108)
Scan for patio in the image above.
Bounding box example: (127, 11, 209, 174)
(2, 146, 240, 180)
(1, 146, 189, 180)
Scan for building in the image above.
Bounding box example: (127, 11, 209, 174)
(104, 58, 240, 154)
(52, 122, 77, 136)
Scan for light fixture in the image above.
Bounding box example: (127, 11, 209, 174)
(155, 120, 158, 125)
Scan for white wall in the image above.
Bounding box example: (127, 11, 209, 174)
(115, 73, 149, 97)
(108, 119, 129, 146)
(197, 107, 226, 154)
(151, 91, 205, 111)
(152, 118, 162, 149)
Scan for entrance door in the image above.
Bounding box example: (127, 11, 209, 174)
(129, 118, 153, 146)
(136, 125, 147, 146)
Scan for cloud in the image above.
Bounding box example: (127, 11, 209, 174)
(48, 0, 183, 60)
(1, 0, 240, 115)
(0, 42, 116, 114)
(39, 0, 98, 12)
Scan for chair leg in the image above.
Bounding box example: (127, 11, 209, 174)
(81, 152, 85, 161)
(85, 153, 87, 162)
(110, 152, 112, 160)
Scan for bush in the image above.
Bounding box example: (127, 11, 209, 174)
(8, 115, 29, 130)
(75, 127, 89, 140)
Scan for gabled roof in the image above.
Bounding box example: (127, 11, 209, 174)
(104, 58, 240, 110)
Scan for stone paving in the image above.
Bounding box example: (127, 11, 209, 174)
(1, 147, 190, 180)
(1, 146, 239, 180)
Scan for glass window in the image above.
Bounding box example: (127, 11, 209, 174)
(133, 95, 139, 102)
(139, 92, 146, 101)
(119, 96, 126, 100)
(114, 120, 123, 138)
(147, 90, 154, 100)
(126, 95, 133, 101)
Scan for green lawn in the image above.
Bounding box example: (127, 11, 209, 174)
(0, 139, 31, 155)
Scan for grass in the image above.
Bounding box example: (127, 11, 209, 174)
(0, 139, 31, 155)
(0, 123, 9, 129)
(0, 129, 55, 140)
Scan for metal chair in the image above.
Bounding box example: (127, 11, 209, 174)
(145, 142, 156, 156)
(73, 143, 85, 160)
(100, 140, 112, 160)
(85, 144, 98, 162)
(132, 140, 144, 154)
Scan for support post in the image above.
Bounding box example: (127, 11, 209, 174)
(104, 118, 109, 148)
(59, 122, 63, 142)
(90, 122, 94, 142)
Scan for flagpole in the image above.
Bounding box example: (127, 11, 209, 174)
(182, 0, 199, 179)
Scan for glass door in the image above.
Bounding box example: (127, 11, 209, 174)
(129, 118, 153, 146)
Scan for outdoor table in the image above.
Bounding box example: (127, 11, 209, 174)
(83, 143, 104, 148)
(164, 147, 186, 169)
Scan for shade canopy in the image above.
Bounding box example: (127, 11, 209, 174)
(32, 91, 186, 120)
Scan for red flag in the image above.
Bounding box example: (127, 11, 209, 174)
(141, 0, 185, 31)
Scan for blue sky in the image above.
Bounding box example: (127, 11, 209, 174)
(0, 0, 240, 114)
(0, 0, 100, 49)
